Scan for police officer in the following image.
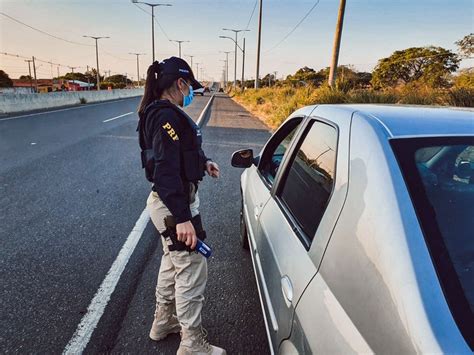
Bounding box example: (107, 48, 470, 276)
(137, 57, 225, 355)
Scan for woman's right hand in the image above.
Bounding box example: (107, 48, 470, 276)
(176, 220, 197, 250)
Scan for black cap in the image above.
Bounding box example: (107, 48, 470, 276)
(160, 56, 203, 90)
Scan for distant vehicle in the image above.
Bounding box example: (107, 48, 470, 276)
(194, 88, 205, 96)
(231, 105, 474, 354)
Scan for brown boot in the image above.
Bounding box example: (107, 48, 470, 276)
(149, 303, 181, 341)
(177, 327, 226, 355)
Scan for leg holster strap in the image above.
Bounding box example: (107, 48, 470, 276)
(161, 214, 207, 252)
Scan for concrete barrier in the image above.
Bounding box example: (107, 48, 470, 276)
(0, 89, 144, 114)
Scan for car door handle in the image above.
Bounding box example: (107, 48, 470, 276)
(281, 275, 293, 307)
(254, 206, 260, 219)
(254, 202, 264, 219)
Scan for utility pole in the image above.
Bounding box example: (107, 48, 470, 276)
(222, 28, 249, 90)
(195, 63, 200, 80)
(132, 1, 172, 62)
(25, 59, 33, 93)
(32, 56, 38, 93)
(328, 0, 346, 88)
(83, 35, 109, 90)
(68, 66, 77, 91)
(49, 60, 54, 91)
(86, 65, 91, 91)
(129, 53, 145, 87)
(241, 38, 246, 92)
(255, 0, 263, 89)
(170, 40, 189, 58)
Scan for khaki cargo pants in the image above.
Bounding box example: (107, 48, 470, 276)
(146, 190, 208, 329)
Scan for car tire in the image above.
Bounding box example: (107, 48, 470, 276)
(240, 200, 250, 251)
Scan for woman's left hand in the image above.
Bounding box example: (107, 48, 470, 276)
(206, 161, 220, 178)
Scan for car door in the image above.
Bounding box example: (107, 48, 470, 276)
(257, 118, 339, 351)
(243, 117, 303, 250)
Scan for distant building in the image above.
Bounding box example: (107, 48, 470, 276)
(10, 79, 65, 93)
(65, 80, 95, 91)
(4, 79, 95, 93)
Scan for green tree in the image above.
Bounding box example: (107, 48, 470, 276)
(19, 75, 32, 80)
(372, 46, 460, 88)
(0, 70, 13, 87)
(286, 66, 325, 86)
(455, 33, 473, 58)
(63, 72, 88, 82)
(107, 74, 132, 85)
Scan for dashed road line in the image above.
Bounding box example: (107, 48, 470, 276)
(102, 112, 134, 123)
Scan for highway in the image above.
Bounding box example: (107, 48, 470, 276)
(0, 94, 271, 353)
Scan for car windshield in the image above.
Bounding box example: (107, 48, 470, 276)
(391, 137, 474, 348)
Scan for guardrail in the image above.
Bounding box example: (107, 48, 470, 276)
(0, 89, 144, 114)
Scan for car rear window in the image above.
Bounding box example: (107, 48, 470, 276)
(391, 137, 474, 350)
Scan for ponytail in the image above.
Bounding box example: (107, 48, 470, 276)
(138, 61, 177, 116)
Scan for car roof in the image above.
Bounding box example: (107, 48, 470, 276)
(307, 104, 474, 138)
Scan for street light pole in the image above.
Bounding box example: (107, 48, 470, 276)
(241, 38, 246, 91)
(185, 55, 194, 68)
(131, 1, 172, 62)
(222, 28, 249, 90)
(255, 0, 263, 89)
(195, 63, 200, 80)
(170, 40, 190, 58)
(129, 52, 145, 87)
(83, 35, 109, 90)
(219, 60, 227, 88)
(219, 35, 247, 90)
(219, 51, 231, 88)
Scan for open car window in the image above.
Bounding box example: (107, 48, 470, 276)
(259, 118, 302, 185)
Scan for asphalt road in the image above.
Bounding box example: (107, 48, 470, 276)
(0, 94, 271, 354)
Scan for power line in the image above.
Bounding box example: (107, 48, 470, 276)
(0, 12, 93, 47)
(264, 0, 321, 54)
(1, 52, 83, 71)
(245, 0, 258, 30)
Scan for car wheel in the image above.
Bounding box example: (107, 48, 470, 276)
(240, 200, 250, 250)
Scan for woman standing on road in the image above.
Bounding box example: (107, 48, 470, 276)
(137, 57, 224, 355)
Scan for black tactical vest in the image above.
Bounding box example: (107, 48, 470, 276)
(137, 100, 207, 184)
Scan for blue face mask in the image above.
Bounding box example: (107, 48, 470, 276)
(180, 80, 194, 107)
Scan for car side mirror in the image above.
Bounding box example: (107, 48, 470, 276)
(456, 161, 472, 179)
(231, 149, 254, 168)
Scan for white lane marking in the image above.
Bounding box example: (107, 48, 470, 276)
(0, 97, 141, 122)
(102, 112, 134, 123)
(63, 208, 150, 355)
(196, 94, 215, 127)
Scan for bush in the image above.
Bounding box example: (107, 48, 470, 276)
(453, 71, 474, 88)
(446, 87, 474, 107)
(79, 97, 87, 104)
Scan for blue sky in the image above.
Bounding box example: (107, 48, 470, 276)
(1, 0, 472, 81)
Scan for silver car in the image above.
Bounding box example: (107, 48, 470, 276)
(231, 105, 473, 354)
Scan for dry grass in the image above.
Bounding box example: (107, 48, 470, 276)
(233, 85, 473, 128)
